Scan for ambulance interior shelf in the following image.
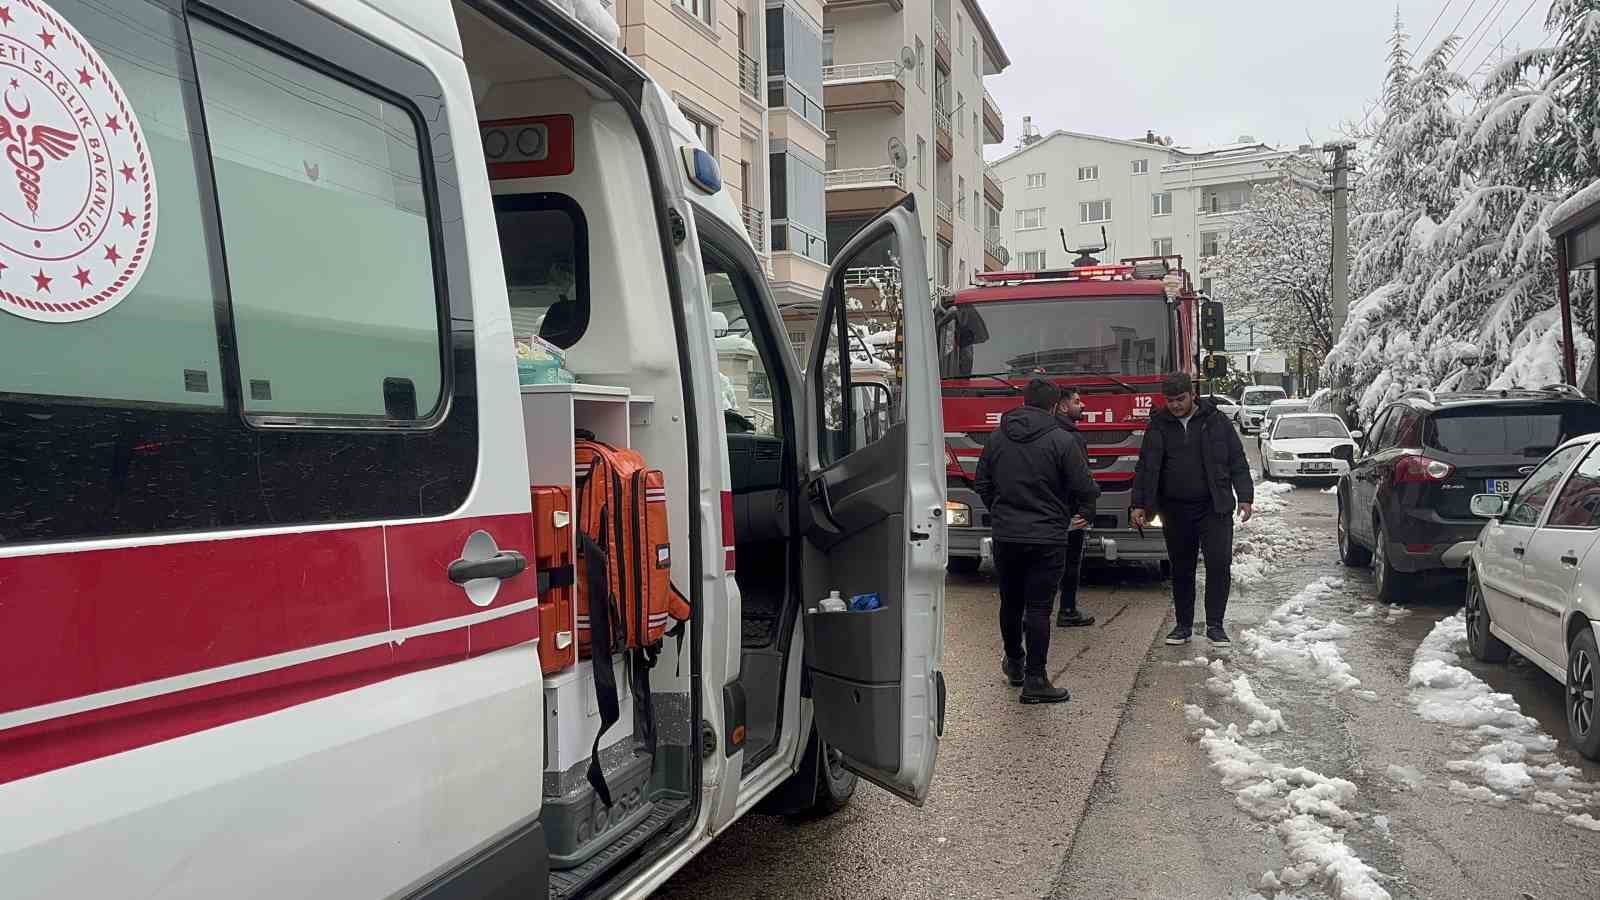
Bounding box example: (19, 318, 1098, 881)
(521, 381, 668, 875)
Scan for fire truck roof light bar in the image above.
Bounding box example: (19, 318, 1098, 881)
(973, 265, 1136, 285)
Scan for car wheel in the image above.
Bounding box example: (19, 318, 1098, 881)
(809, 740, 858, 816)
(1337, 495, 1372, 567)
(1464, 571, 1510, 663)
(1372, 518, 1406, 603)
(1568, 629, 1600, 761)
(947, 556, 981, 576)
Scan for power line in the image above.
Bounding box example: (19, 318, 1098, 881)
(1444, 0, 1485, 46)
(1452, 0, 1515, 75)
(1468, 0, 1543, 77)
(1458, 0, 1512, 61)
(1413, 0, 1456, 52)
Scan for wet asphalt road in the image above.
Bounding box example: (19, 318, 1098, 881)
(655, 443, 1600, 900)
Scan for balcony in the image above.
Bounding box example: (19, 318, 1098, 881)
(933, 18, 951, 70)
(983, 166, 1004, 210)
(739, 51, 761, 103)
(824, 0, 902, 9)
(984, 229, 1006, 271)
(982, 89, 1004, 144)
(936, 197, 952, 224)
(843, 266, 902, 287)
(935, 106, 953, 159)
(825, 166, 909, 218)
(823, 61, 906, 114)
(742, 205, 766, 252)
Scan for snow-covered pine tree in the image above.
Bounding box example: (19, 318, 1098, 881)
(1212, 177, 1335, 365)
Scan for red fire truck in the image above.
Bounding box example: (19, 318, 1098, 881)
(940, 253, 1202, 572)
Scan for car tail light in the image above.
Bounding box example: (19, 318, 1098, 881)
(1394, 454, 1455, 484)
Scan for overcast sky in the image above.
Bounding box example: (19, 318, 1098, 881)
(981, 0, 1554, 158)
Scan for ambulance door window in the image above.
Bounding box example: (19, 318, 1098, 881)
(706, 257, 780, 440)
(817, 231, 904, 468)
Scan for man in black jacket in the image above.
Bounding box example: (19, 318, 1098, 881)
(976, 380, 1101, 704)
(1054, 387, 1095, 628)
(1130, 373, 1254, 647)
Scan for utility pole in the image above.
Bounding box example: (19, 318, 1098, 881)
(1324, 141, 1355, 343)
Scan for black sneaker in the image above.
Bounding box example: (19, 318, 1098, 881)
(1207, 626, 1232, 646)
(1020, 674, 1071, 705)
(1165, 625, 1192, 646)
(1057, 611, 1096, 628)
(1001, 656, 1024, 687)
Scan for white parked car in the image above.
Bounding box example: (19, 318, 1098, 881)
(1207, 394, 1240, 420)
(1257, 398, 1310, 454)
(1237, 385, 1288, 433)
(1465, 433, 1600, 759)
(1260, 413, 1362, 482)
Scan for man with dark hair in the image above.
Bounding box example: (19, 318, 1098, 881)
(976, 379, 1101, 704)
(1131, 372, 1254, 647)
(1054, 387, 1095, 628)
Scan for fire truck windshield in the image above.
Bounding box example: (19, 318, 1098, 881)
(939, 296, 1174, 379)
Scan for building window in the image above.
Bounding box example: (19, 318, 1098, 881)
(1017, 207, 1045, 230)
(958, 258, 966, 285)
(1203, 186, 1250, 214)
(1201, 277, 1214, 295)
(1152, 192, 1172, 216)
(1026, 172, 1046, 189)
(957, 13, 964, 44)
(825, 129, 838, 170)
(1201, 231, 1221, 257)
(822, 28, 834, 67)
(973, 113, 980, 150)
(1077, 165, 1098, 181)
(1152, 237, 1173, 256)
(972, 38, 980, 76)
(973, 191, 981, 224)
(1019, 250, 1047, 270)
(674, 0, 713, 27)
(915, 38, 926, 90)
(917, 136, 927, 187)
(957, 177, 967, 219)
(1080, 200, 1112, 224)
(1132, 159, 1150, 175)
(987, 203, 1002, 231)
(938, 240, 952, 287)
(682, 108, 717, 157)
(957, 93, 964, 134)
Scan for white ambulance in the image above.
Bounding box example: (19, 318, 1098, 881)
(0, 1, 947, 897)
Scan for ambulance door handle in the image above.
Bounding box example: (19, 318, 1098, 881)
(448, 550, 528, 584)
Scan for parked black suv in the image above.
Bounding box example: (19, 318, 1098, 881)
(1337, 387, 1600, 601)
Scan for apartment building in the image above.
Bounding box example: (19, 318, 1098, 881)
(613, 0, 831, 317)
(990, 130, 1313, 353)
(820, 0, 1010, 326)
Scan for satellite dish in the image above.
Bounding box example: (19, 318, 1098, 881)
(899, 45, 918, 71)
(996, 246, 1011, 266)
(887, 136, 908, 170)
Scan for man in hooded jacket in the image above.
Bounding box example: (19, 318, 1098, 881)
(1131, 373, 1254, 647)
(1054, 386, 1096, 628)
(975, 380, 1101, 704)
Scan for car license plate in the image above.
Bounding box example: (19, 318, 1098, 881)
(1488, 479, 1519, 496)
(1301, 462, 1334, 472)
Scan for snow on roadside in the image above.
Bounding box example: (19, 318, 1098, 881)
(1198, 724, 1391, 899)
(1206, 661, 1288, 735)
(1409, 613, 1600, 829)
(1238, 578, 1361, 690)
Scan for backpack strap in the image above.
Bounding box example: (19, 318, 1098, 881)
(579, 524, 620, 808)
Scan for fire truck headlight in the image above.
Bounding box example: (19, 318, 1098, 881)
(946, 501, 971, 527)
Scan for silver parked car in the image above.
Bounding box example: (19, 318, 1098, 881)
(1464, 432, 1600, 759)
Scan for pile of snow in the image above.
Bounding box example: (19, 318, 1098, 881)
(1238, 579, 1361, 690)
(557, 0, 621, 45)
(1205, 661, 1288, 735)
(1252, 480, 1296, 514)
(1197, 724, 1391, 899)
(1409, 614, 1600, 827)
(714, 334, 759, 355)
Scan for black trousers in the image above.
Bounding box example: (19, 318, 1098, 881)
(1161, 500, 1234, 629)
(1057, 528, 1088, 616)
(994, 541, 1068, 676)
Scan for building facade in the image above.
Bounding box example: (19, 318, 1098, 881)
(613, 0, 831, 322)
(819, 0, 1009, 340)
(990, 131, 1313, 356)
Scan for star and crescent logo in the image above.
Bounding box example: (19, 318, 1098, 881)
(0, 0, 157, 324)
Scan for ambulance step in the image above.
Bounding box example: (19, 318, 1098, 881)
(547, 794, 691, 900)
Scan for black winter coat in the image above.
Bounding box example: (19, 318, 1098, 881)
(976, 406, 1100, 545)
(1131, 398, 1254, 516)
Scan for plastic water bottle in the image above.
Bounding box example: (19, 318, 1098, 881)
(819, 590, 846, 613)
